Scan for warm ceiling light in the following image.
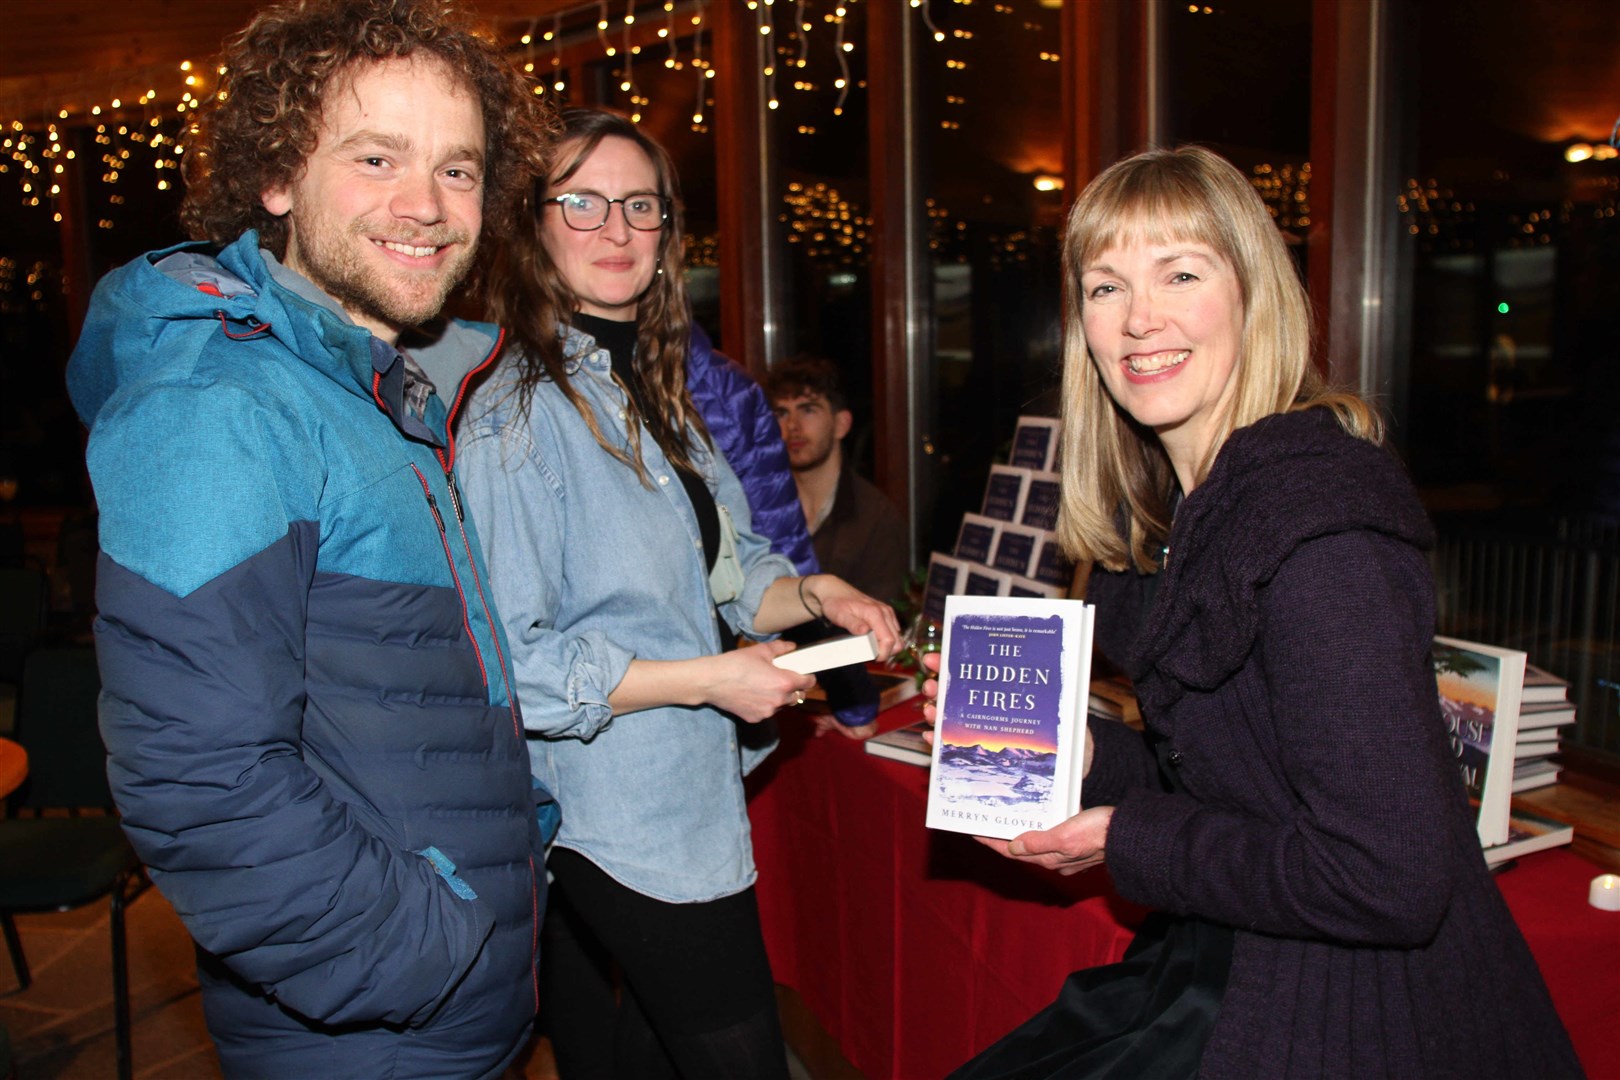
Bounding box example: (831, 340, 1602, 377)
(1033, 174, 1063, 192)
(1565, 143, 1594, 163)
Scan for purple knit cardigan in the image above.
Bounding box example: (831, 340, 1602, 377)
(1084, 409, 1582, 1079)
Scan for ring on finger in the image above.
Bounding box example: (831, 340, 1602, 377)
(792, 691, 806, 706)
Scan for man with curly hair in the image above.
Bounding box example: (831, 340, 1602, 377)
(65, 1, 556, 1075)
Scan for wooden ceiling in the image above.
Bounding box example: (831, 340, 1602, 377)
(0, 0, 585, 119)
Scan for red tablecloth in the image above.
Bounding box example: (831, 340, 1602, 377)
(748, 702, 1619, 1080)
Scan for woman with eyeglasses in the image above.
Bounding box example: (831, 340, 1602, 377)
(458, 108, 900, 1079)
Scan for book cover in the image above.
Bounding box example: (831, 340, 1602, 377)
(1032, 533, 1073, 588)
(1433, 636, 1526, 847)
(922, 554, 967, 625)
(926, 595, 1095, 839)
(774, 632, 879, 675)
(963, 566, 1006, 596)
(991, 524, 1042, 578)
(1020, 471, 1062, 532)
(1483, 809, 1574, 867)
(864, 718, 933, 767)
(1009, 416, 1062, 472)
(955, 514, 1003, 565)
(981, 466, 1031, 523)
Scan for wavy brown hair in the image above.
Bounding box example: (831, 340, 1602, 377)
(485, 108, 707, 483)
(1055, 145, 1381, 573)
(180, 0, 554, 277)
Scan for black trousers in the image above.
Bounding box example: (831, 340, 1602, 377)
(542, 846, 789, 1080)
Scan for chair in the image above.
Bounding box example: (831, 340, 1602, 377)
(0, 648, 145, 1080)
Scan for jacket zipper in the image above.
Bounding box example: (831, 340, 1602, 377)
(392, 333, 539, 1011)
(409, 463, 490, 691)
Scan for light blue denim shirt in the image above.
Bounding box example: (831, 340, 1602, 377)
(456, 326, 794, 903)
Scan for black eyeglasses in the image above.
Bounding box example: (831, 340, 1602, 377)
(544, 192, 669, 232)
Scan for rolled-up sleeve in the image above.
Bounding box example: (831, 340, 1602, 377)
(457, 425, 633, 740)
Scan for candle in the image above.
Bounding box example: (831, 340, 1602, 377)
(1590, 874, 1620, 912)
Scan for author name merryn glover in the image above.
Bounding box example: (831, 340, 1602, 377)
(936, 808, 1044, 830)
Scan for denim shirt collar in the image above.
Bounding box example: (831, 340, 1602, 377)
(558, 324, 717, 483)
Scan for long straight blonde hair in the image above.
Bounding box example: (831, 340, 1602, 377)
(1055, 146, 1381, 573)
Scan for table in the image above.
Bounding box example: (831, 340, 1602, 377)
(747, 700, 1145, 1080)
(747, 702, 1620, 1080)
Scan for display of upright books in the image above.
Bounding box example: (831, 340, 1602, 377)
(991, 524, 1043, 578)
(926, 595, 1095, 839)
(1432, 636, 1526, 847)
(1009, 416, 1062, 472)
(981, 466, 1031, 523)
(1005, 574, 1063, 599)
(922, 554, 968, 625)
(955, 514, 1004, 565)
(1020, 471, 1062, 532)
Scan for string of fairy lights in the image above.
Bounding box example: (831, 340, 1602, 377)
(7, 0, 1614, 310)
(0, 1, 1019, 231)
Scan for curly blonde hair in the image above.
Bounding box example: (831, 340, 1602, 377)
(181, 0, 554, 266)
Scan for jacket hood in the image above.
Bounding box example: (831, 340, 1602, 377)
(67, 231, 501, 434)
(1128, 407, 1435, 711)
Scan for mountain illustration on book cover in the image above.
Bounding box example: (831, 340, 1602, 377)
(927, 596, 1093, 839)
(1432, 636, 1525, 847)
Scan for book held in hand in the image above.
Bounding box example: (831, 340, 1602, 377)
(1433, 636, 1525, 847)
(926, 595, 1095, 840)
(773, 631, 879, 675)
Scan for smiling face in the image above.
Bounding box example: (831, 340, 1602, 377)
(541, 135, 663, 321)
(260, 55, 485, 344)
(1079, 239, 1246, 485)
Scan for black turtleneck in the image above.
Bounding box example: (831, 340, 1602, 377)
(571, 313, 723, 583)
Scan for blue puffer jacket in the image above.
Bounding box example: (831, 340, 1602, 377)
(67, 233, 548, 1080)
(685, 323, 818, 575)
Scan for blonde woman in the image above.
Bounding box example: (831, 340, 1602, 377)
(932, 146, 1579, 1080)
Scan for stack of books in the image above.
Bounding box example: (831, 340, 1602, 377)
(1510, 662, 1576, 795)
(1432, 636, 1576, 866)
